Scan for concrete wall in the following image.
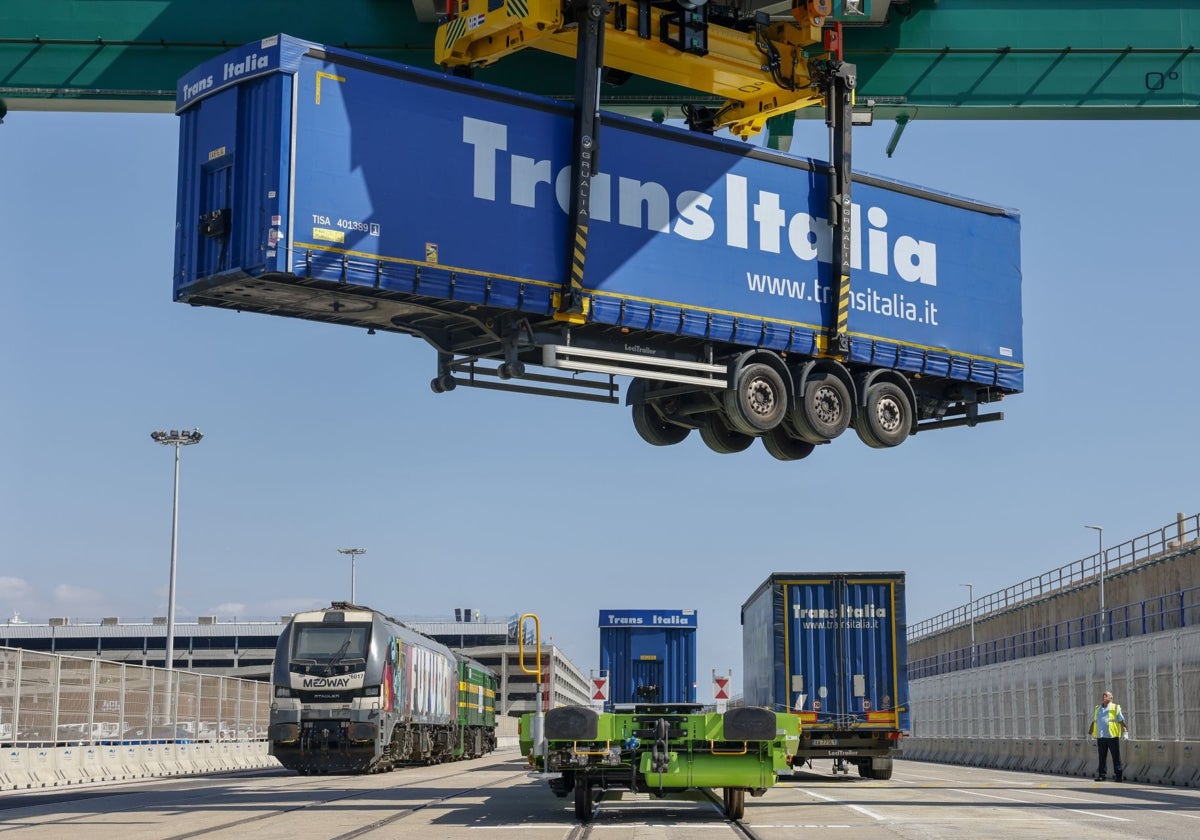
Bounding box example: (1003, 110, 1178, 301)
(903, 626, 1200, 786)
(910, 545, 1198, 673)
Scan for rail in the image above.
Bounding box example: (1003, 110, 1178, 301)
(908, 512, 1199, 641)
(909, 585, 1200, 679)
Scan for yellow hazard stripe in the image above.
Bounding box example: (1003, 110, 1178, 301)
(835, 272, 850, 336)
(444, 17, 466, 49)
(569, 224, 587, 290)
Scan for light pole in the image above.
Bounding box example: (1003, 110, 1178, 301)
(150, 428, 203, 724)
(338, 548, 366, 603)
(961, 583, 974, 667)
(1085, 524, 1105, 640)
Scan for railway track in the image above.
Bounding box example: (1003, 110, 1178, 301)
(564, 788, 766, 840)
(0, 756, 528, 838)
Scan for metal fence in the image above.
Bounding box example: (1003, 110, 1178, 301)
(910, 585, 1200, 679)
(909, 512, 1199, 640)
(0, 646, 270, 746)
(910, 627, 1200, 743)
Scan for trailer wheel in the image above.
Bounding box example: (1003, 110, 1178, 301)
(722, 787, 745, 820)
(698, 415, 754, 454)
(872, 758, 894, 780)
(856, 381, 911, 448)
(574, 781, 595, 822)
(497, 361, 525, 380)
(724, 362, 787, 434)
(430, 373, 457, 394)
(761, 427, 816, 461)
(632, 402, 690, 446)
(793, 374, 851, 443)
(856, 760, 874, 779)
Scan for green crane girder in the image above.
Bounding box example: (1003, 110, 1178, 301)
(1, 0, 1197, 122)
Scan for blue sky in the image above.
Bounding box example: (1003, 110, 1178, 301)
(1, 103, 1197, 696)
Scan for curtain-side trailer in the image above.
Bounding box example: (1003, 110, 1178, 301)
(741, 572, 909, 779)
(174, 35, 1022, 459)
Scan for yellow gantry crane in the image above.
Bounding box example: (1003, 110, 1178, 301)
(436, 0, 834, 138)
(434, 0, 856, 349)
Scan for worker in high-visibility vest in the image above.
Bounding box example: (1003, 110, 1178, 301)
(1087, 689, 1128, 781)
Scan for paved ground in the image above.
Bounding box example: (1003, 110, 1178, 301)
(1, 751, 1196, 839)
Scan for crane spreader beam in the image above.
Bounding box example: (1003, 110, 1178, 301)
(435, 0, 832, 137)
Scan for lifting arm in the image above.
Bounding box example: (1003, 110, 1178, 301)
(555, 0, 608, 323)
(818, 56, 854, 357)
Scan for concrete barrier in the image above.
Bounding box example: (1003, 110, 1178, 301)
(1140, 741, 1173, 784)
(122, 745, 146, 778)
(142, 744, 166, 776)
(162, 743, 181, 775)
(80, 746, 105, 781)
(1065, 740, 1091, 777)
(1180, 743, 1200, 786)
(195, 742, 215, 770)
(27, 749, 57, 786)
(234, 742, 253, 769)
(97, 745, 126, 780)
(183, 743, 205, 773)
(1033, 740, 1058, 773)
(0, 740, 283, 790)
(2, 748, 31, 789)
(901, 736, 1198, 788)
(1019, 740, 1038, 772)
(56, 747, 86, 783)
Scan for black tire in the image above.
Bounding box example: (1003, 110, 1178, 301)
(430, 373, 456, 393)
(723, 362, 787, 434)
(631, 402, 690, 446)
(723, 787, 745, 820)
(872, 758, 894, 780)
(793, 374, 852, 443)
(698, 415, 754, 454)
(856, 760, 874, 779)
(574, 780, 594, 822)
(761, 426, 816, 461)
(852, 407, 886, 448)
(497, 361, 525, 380)
(856, 381, 912, 448)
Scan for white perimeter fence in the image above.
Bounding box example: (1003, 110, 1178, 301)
(904, 626, 1200, 785)
(1, 646, 277, 789)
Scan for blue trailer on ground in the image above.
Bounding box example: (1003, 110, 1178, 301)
(599, 609, 697, 708)
(741, 572, 909, 780)
(173, 35, 1022, 459)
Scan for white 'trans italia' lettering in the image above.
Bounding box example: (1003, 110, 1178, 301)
(223, 52, 270, 82)
(462, 117, 939, 286)
(792, 604, 888, 619)
(463, 116, 505, 201)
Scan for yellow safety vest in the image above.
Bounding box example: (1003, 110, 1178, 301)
(1092, 703, 1123, 738)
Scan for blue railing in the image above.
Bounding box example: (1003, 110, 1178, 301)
(909, 512, 1198, 641)
(909, 585, 1200, 679)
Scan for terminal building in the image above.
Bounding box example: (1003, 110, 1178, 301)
(0, 609, 591, 717)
